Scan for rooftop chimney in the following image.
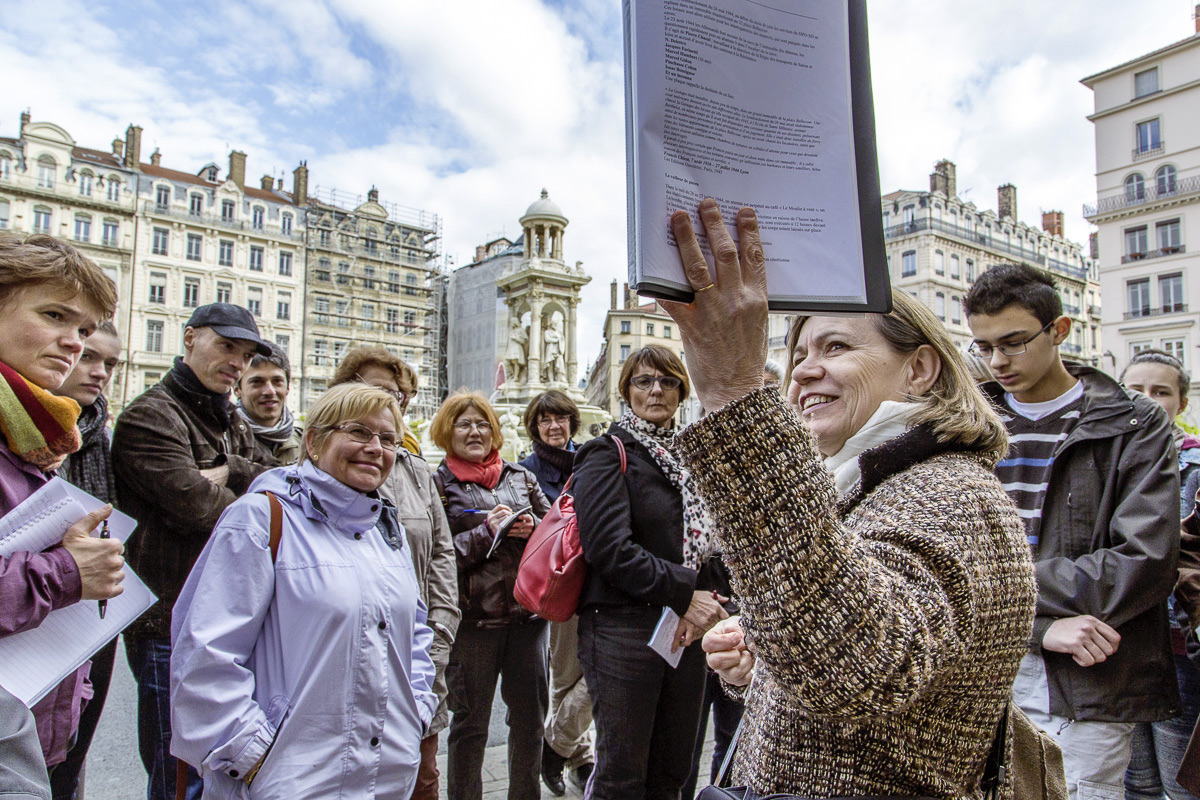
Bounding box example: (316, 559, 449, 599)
(149, 148, 161, 167)
(611, 280, 618, 310)
(20, 111, 30, 135)
(930, 160, 957, 197)
(292, 162, 308, 207)
(1042, 210, 1064, 237)
(998, 184, 1017, 221)
(124, 124, 142, 170)
(475, 245, 486, 262)
(623, 283, 633, 309)
(368, 186, 379, 204)
(112, 139, 124, 158)
(228, 150, 247, 188)
(1089, 232, 1099, 260)
(261, 174, 274, 190)
(1195, 3, 1199, 33)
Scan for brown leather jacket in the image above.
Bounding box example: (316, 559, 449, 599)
(434, 460, 550, 628)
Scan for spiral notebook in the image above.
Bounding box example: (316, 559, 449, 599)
(0, 477, 156, 707)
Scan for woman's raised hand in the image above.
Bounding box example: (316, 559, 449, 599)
(661, 200, 769, 413)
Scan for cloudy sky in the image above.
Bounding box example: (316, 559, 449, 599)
(1, 0, 1195, 362)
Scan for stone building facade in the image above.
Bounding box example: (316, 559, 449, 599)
(883, 160, 1101, 362)
(1083, 19, 1200, 395)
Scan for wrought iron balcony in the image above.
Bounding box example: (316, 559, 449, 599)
(1133, 142, 1165, 162)
(1123, 303, 1189, 320)
(1084, 174, 1200, 218)
(1120, 245, 1187, 264)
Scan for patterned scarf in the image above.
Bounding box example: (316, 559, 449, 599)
(59, 394, 116, 504)
(236, 402, 296, 448)
(0, 360, 82, 471)
(617, 410, 715, 571)
(445, 448, 504, 489)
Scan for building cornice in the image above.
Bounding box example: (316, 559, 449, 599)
(1081, 33, 1200, 87)
(1087, 76, 1200, 121)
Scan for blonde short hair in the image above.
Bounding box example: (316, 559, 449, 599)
(788, 292, 1008, 455)
(430, 390, 504, 452)
(301, 383, 402, 464)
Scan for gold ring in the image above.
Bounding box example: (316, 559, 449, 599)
(695, 283, 716, 293)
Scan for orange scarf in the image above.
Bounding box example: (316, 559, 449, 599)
(0, 360, 82, 472)
(445, 449, 503, 489)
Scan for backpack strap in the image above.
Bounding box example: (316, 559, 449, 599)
(262, 491, 284, 563)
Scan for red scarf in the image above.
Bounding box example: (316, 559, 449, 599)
(445, 449, 503, 489)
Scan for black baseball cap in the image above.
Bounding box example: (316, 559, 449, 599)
(184, 303, 272, 356)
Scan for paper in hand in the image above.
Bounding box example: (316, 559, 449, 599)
(648, 606, 684, 668)
(486, 505, 535, 559)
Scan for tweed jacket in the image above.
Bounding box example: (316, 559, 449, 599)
(674, 389, 1036, 799)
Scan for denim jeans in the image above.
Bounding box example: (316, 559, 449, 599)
(681, 669, 745, 800)
(1125, 652, 1200, 800)
(579, 605, 707, 800)
(124, 637, 202, 800)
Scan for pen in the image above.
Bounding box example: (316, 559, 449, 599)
(461, 509, 488, 514)
(98, 520, 109, 620)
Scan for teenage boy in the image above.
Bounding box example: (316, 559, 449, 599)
(965, 263, 1180, 798)
(234, 343, 301, 465)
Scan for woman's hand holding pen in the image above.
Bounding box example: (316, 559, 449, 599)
(61, 505, 126, 601)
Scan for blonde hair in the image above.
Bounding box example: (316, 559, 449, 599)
(788, 292, 1008, 455)
(0, 232, 118, 318)
(430, 390, 504, 452)
(301, 383, 402, 464)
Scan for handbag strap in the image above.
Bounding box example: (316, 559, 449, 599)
(608, 433, 627, 473)
(714, 717, 744, 788)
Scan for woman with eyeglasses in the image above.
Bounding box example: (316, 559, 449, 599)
(171, 383, 437, 798)
(330, 348, 460, 800)
(571, 345, 728, 800)
(429, 390, 551, 800)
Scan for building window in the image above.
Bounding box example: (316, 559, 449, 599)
(33, 207, 51, 234)
(664, 325, 672, 339)
(333, 341, 347, 360)
(102, 220, 119, 247)
(183, 278, 200, 308)
(1131, 341, 1153, 357)
(318, 229, 330, 247)
(336, 300, 350, 327)
(901, 251, 916, 277)
(0, 200, 9, 229)
(1125, 173, 1145, 201)
(313, 339, 329, 363)
(1125, 226, 1148, 258)
(363, 265, 376, 290)
(146, 320, 164, 353)
(951, 296, 961, 324)
(1164, 338, 1186, 366)
(934, 251, 944, 275)
(386, 307, 399, 333)
(403, 310, 417, 332)
(1157, 219, 1182, 253)
(187, 234, 203, 261)
(252, 207, 264, 229)
(935, 292, 946, 320)
(1128, 278, 1151, 317)
(362, 303, 375, 331)
(1091, 325, 1098, 349)
(151, 227, 169, 255)
(619, 344, 631, 363)
(218, 240, 234, 266)
(106, 179, 120, 202)
(315, 296, 330, 325)
(74, 215, 91, 242)
(950, 254, 960, 279)
(646, 323, 655, 336)
(155, 185, 170, 209)
(0, 153, 11, 179)
(1136, 118, 1161, 153)
(143, 371, 161, 390)
(37, 158, 55, 189)
(78, 173, 93, 197)
(1156, 165, 1177, 196)
(1161, 273, 1184, 313)
(337, 261, 351, 286)
(217, 282, 232, 304)
(405, 272, 417, 296)
(281, 213, 292, 235)
(249, 246, 264, 272)
(966, 259, 976, 283)
(902, 205, 915, 225)
(189, 194, 203, 216)
(247, 288, 262, 318)
(148, 273, 166, 304)
(277, 294, 291, 321)
(278, 251, 293, 276)
(365, 228, 378, 254)
(275, 334, 290, 357)
(621, 320, 631, 334)
(221, 200, 235, 222)
(1134, 67, 1159, 98)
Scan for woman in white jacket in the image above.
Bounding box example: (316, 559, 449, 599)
(170, 383, 437, 799)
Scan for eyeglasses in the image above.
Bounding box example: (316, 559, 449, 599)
(332, 423, 399, 450)
(538, 414, 572, 429)
(630, 375, 683, 392)
(968, 321, 1055, 359)
(356, 375, 407, 405)
(454, 420, 493, 434)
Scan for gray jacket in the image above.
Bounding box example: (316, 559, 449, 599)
(0, 685, 51, 800)
(985, 364, 1181, 722)
(378, 451, 461, 736)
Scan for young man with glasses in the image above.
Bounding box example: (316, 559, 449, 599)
(965, 263, 1180, 799)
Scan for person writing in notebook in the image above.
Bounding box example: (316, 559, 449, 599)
(0, 232, 125, 772)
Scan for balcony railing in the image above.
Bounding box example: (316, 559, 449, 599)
(1120, 245, 1187, 264)
(1133, 142, 1166, 161)
(142, 201, 305, 241)
(1123, 303, 1189, 320)
(1063, 304, 1081, 316)
(1062, 343, 1083, 354)
(1084, 174, 1200, 217)
(1088, 304, 1102, 319)
(884, 217, 1090, 279)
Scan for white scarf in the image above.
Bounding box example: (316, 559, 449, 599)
(822, 401, 920, 495)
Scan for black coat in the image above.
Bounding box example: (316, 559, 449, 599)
(573, 423, 722, 617)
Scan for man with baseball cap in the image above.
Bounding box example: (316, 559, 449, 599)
(112, 303, 277, 800)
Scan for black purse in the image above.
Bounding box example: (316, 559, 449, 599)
(696, 703, 1009, 800)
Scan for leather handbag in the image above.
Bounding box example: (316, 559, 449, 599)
(514, 434, 626, 623)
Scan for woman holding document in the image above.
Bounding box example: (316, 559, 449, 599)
(429, 390, 550, 800)
(571, 345, 728, 800)
(0, 232, 124, 770)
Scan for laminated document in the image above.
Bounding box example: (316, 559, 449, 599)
(624, 0, 891, 312)
(0, 477, 156, 706)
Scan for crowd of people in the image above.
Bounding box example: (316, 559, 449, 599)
(3, 198, 1200, 800)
